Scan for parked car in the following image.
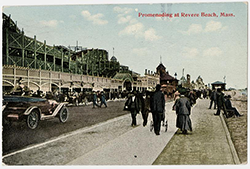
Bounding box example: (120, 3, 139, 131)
(2, 95, 69, 129)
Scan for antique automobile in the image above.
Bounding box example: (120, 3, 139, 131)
(2, 95, 69, 129)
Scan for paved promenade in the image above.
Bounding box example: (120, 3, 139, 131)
(154, 99, 238, 165)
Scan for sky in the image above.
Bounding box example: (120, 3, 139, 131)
(1, 0, 248, 89)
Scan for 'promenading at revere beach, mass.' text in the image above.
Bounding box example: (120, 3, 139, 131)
(138, 12, 235, 18)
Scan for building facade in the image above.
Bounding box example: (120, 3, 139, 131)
(156, 63, 178, 95)
(2, 13, 159, 93)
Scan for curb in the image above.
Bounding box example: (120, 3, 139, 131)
(219, 113, 241, 164)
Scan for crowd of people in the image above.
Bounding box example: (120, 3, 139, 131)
(123, 84, 244, 136)
(5, 83, 243, 136)
(4, 84, 130, 107)
(123, 85, 204, 135)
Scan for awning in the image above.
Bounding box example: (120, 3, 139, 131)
(92, 87, 103, 92)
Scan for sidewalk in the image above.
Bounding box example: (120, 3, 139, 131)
(153, 99, 237, 165)
(67, 101, 177, 165)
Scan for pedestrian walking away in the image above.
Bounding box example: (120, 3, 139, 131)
(150, 84, 165, 135)
(126, 91, 141, 127)
(142, 91, 151, 126)
(100, 92, 107, 108)
(93, 91, 100, 108)
(174, 91, 192, 134)
(188, 90, 196, 106)
(214, 88, 227, 116)
(209, 89, 217, 109)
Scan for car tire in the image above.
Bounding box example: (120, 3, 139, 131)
(26, 109, 39, 129)
(59, 106, 69, 123)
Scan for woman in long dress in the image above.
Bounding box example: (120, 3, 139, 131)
(174, 92, 192, 134)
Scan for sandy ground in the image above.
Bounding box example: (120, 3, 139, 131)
(224, 90, 247, 163)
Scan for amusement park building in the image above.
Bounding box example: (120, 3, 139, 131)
(2, 13, 159, 93)
(156, 63, 178, 94)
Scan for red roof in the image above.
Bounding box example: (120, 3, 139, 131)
(161, 72, 175, 81)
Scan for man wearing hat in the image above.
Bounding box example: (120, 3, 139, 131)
(209, 89, 217, 109)
(126, 90, 141, 126)
(225, 95, 243, 117)
(150, 84, 165, 135)
(214, 88, 226, 116)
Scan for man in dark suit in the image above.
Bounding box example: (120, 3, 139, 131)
(214, 88, 226, 116)
(92, 91, 100, 108)
(150, 84, 165, 135)
(209, 89, 217, 109)
(100, 91, 107, 108)
(126, 91, 141, 127)
(225, 95, 243, 117)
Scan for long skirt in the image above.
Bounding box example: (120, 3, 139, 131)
(176, 114, 192, 131)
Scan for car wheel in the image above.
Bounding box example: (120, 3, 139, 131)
(26, 109, 39, 129)
(59, 107, 69, 123)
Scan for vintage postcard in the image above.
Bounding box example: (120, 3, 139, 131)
(1, 0, 248, 166)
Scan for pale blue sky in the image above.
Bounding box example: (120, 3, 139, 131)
(2, 1, 248, 89)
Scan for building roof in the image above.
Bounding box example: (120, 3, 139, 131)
(110, 56, 117, 62)
(160, 71, 175, 81)
(156, 63, 166, 70)
(113, 73, 133, 82)
(212, 81, 226, 85)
